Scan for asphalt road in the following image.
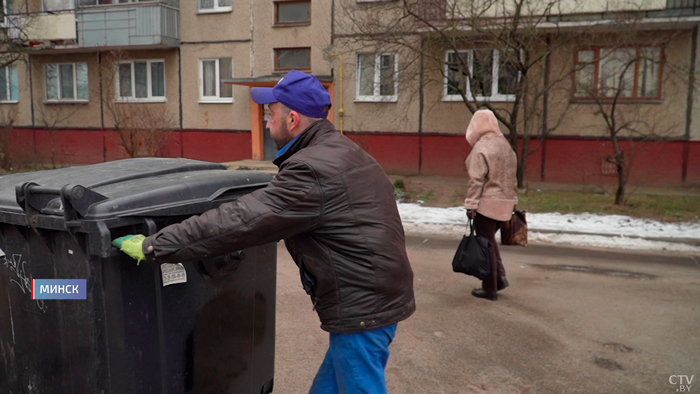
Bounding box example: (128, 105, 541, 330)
(273, 235, 700, 394)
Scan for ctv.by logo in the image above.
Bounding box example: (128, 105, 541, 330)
(670, 375, 694, 392)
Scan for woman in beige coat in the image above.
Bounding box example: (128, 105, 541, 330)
(464, 109, 518, 301)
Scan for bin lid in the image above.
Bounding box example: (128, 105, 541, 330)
(0, 158, 272, 219)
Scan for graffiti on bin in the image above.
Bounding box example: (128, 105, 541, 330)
(3, 254, 48, 313)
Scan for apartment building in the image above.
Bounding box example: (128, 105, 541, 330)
(0, 0, 333, 165)
(1, 0, 698, 186)
(328, 0, 700, 186)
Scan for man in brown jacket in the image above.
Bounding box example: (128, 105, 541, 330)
(113, 70, 415, 393)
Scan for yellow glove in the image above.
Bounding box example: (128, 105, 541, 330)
(112, 234, 146, 264)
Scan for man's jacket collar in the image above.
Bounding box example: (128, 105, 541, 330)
(273, 119, 335, 166)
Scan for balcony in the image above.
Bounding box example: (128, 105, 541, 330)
(7, 13, 77, 43)
(667, 0, 700, 14)
(76, 0, 179, 48)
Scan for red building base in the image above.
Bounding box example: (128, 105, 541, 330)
(345, 133, 700, 187)
(4, 128, 699, 187)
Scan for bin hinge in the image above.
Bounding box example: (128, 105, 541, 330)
(16, 183, 108, 231)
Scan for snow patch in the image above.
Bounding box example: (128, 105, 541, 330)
(397, 202, 700, 254)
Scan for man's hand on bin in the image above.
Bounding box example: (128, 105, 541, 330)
(112, 234, 147, 264)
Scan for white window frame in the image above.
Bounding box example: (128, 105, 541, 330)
(197, 0, 233, 14)
(0, 65, 18, 103)
(443, 49, 520, 102)
(355, 52, 398, 103)
(1, 0, 9, 27)
(45, 62, 89, 103)
(198, 58, 234, 104)
(115, 59, 167, 103)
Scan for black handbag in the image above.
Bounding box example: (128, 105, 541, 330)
(451, 218, 491, 280)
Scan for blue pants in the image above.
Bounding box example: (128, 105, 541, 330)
(308, 323, 398, 394)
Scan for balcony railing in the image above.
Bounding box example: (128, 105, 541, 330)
(667, 0, 700, 8)
(77, 0, 178, 8)
(76, 1, 179, 48)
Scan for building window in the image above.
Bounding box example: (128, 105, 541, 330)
(0, 0, 10, 26)
(356, 53, 398, 102)
(198, 58, 233, 103)
(444, 49, 519, 102)
(116, 60, 165, 102)
(274, 1, 310, 26)
(0, 65, 18, 103)
(574, 47, 663, 100)
(197, 0, 232, 13)
(274, 47, 311, 71)
(45, 62, 88, 102)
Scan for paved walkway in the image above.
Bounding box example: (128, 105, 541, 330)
(274, 237, 700, 394)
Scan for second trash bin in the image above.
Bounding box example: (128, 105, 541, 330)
(0, 158, 276, 394)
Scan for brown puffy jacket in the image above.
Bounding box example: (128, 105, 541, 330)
(142, 119, 415, 333)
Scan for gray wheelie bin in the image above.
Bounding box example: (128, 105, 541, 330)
(0, 158, 276, 394)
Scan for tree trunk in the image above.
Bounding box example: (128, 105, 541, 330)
(50, 130, 56, 169)
(517, 135, 529, 189)
(614, 164, 625, 205)
(613, 151, 625, 205)
(516, 161, 526, 189)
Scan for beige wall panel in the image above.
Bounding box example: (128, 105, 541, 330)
(547, 32, 691, 138)
(333, 0, 405, 36)
(98, 49, 180, 129)
(180, 43, 251, 130)
(456, 0, 666, 17)
(252, 0, 332, 76)
(24, 13, 76, 41)
(180, 1, 251, 43)
(0, 56, 33, 126)
(25, 0, 42, 13)
(332, 43, 420, 133)
(333, 28, 694, 138)
(31, 53, 102, 128)
(28, 50, 180, 130)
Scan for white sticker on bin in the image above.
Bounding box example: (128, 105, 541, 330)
(160, 263, 187, 287)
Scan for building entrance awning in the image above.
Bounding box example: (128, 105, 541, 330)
(222, 74, 335, 161)
(223, 74, 333, 87)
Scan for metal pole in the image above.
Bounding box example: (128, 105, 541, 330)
(327, 54, 344, 134)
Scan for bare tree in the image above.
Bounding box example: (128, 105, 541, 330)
(97, 50, 177, 158)
(35, 103, 81, 168)
(0, 108, 18, 171)
(0, 0, 41, 69)
(109, 102, 177, 157)
(574, 18, 686, 204)
(333, 0, 582, 187)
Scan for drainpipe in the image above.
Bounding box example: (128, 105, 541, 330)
(418, 38, 425, 174)
(326, 54, 344, 134)
(683, 25, 698, 183)
(541, 35, 551, 181)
